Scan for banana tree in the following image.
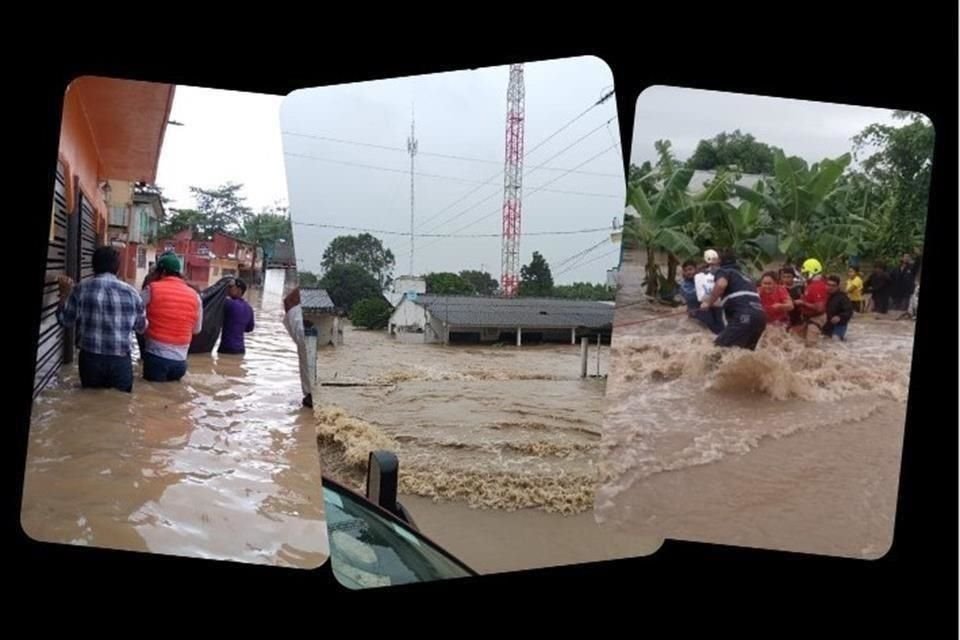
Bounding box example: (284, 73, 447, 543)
(623, 168, 700, 297)
(734, 150, 851, 261)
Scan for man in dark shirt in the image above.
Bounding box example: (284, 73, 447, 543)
(701, 249, 767, 350)
(889, 253, 918, 312)
(218, 278, 255, 355)
(821, 275, 855, 341)
(864, 262, 894, 314)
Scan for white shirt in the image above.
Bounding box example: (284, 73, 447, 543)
(694, 272, 721, 306)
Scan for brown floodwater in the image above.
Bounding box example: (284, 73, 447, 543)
(21, 289, 328, 568)
(312, 323, 661, 574)
(593, 249, 914, 559)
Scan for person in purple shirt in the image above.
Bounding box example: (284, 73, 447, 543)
(218, 278, 255, 355)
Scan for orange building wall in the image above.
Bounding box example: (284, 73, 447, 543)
(57, 84, 107, 236)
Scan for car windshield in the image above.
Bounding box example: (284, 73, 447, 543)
(324, 486, 472, 588)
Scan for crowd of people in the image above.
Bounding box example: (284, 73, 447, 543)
(56, 246, 255, 393)
(679, 249, 919, 351)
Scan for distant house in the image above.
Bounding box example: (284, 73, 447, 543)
(388, 295, 614, 345)
(300, 288, 343, 347)
(386, 275, 427, 307)
(106, 182, 165, 286)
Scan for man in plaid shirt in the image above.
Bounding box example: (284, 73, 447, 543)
(57, 246, 147, 392)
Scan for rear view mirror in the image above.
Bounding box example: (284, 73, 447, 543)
(366, 450, 418, 529)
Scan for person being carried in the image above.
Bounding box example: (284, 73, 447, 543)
(218, 278, 255, 355)
(680, 259, 723, 334)
(56, 246, 147, 393)
(793, 258, 828, 340)
(140, 253, 202, 382)
(845, 266, 865, 313)
(693, 249, 725, 334)
(822, 275, 855, 341)
(701, 248, 767, 350)
(758, 271, 794, 329)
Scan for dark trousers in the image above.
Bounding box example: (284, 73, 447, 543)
(690, 307, 725, 335)
(143, 352, 188, 382)
(78, 350, 134, 393)
(873, 292, 891, 314)
(715, 307, 767, 350)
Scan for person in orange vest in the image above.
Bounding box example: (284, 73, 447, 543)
(140, 253, 202, 382)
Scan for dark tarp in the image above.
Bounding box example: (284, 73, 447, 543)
(136, 276, 233, 356)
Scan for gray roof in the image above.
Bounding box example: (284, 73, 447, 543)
(300, 288, 336, 312)
(412, 295, 613, 329)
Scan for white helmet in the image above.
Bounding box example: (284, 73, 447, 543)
(703, 249, 720, 265)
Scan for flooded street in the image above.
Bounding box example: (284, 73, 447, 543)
(313, 325, 661, 573)
(21, 289, 328, 568)
(594, 250, 913, 559)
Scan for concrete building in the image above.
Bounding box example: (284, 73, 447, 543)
(386, 275, 427, 307)
(106, 182, 165, 286)
(388, 295, 614, 345)
(300, 288, 343, 347)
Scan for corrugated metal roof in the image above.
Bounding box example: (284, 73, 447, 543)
(412, 295, 613, 329)
(300, 288, 336, 311)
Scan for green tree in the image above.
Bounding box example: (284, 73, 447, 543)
(458, 270, 498, 295)
(349, 297, 392, 330)
(321, 233, 396, 288)
(851, 112, 933, 259)
(518, 251, 554, 297)
(686, 130, 781, 174)
(551, 282, 615, 301)
(189, 182, 252, 235)
(160, 208, 206, 238)
(424, 272, 474, 295)
(298, 271, 320, 287)
(733, 150, 852, 262)
(623, 165, 700, 297)
(243, 207, 292, 254)
(320, 264, 382, 313)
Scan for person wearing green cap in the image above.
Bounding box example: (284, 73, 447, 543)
(139, 252, 203, 382)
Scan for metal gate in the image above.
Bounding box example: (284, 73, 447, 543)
(33, 163, 70, 398)
(78, 189, 96, 282)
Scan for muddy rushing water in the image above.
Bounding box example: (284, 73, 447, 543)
(594, 251, 914, 559)
(315, 330, 612, 514)
(21, 289, 328, 568)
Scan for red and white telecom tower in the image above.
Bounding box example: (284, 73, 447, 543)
(499, 64, 525, 297)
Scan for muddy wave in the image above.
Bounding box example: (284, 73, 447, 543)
(314, 402, 600, 514)
(612, 326, 910, 403)
(597, 310, 915, 509)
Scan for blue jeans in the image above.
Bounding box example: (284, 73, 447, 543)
(822, 322, 849, 341)
(78, 351, 134, 393)
(143, 352, 188, 382)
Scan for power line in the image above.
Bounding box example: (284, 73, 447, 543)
(411, 97, 619, 232)
(554, 246, 620, 277)
(291, 220, 611, 238)
(282, 130, 622, 179)
(282, 151, 620, 199)
(553, 237, 611, 270)
(523, 87, 615, 159)
(398, 142, 618, 262)
(415, 118, 618, 237)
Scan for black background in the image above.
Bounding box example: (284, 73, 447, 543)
(10, 10, 957, 627)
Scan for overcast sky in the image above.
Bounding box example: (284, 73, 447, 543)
(152, 76, 909, 287)
(631, 86, 902, 169)
(280, 56, 623, 284)
(156, 87, 287, 214)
